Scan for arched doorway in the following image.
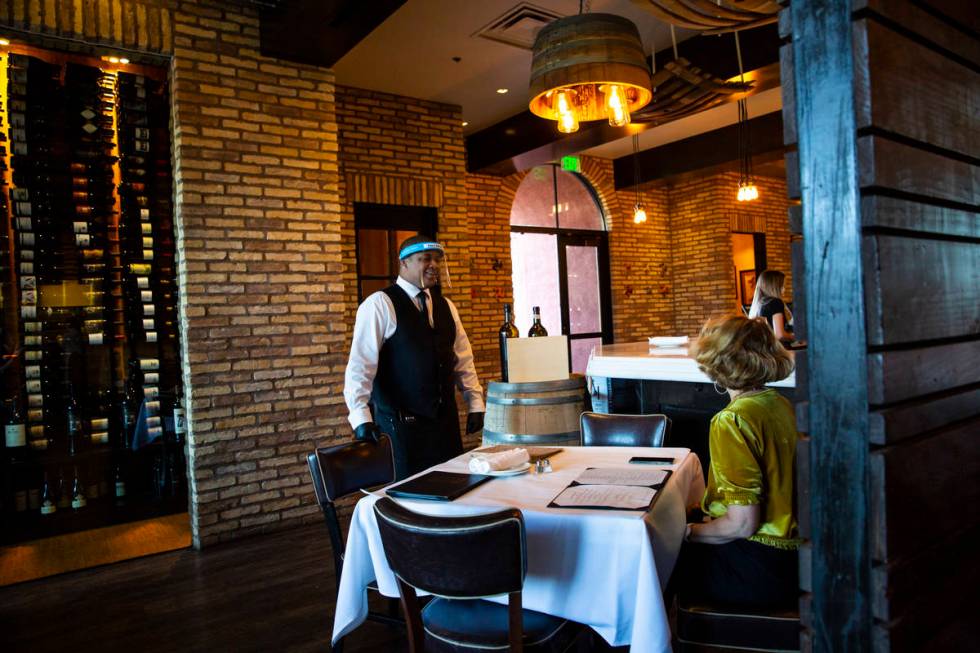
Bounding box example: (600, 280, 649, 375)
(510, 165, 613, 374)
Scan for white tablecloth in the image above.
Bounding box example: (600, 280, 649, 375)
(331, 446, 705, 652)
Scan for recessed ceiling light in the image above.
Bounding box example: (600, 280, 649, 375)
(462, 121, 468, 127)
(0, 38, 10, 46)
(496, 88, 509, 94)
(119, 58, 130, 64)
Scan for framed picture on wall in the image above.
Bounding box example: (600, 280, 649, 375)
(740, 269, 757, 305)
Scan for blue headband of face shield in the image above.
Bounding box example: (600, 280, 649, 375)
(399, 241, 444, 259)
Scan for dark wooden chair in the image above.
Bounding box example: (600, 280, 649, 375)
(372, 496, 587, 653)
(580, 412, 672, 448)
(675, 598, 801, 652)
(307, 436, 402, 652)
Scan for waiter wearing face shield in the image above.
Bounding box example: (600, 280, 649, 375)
(343, 234, 485, 480)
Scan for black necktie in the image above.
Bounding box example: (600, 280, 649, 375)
(417, 291, 429, 325)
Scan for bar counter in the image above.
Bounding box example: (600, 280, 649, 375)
(586, 342, 797, 475)
(586, 341, 796, 388)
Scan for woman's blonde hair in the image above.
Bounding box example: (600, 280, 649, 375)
(691, 315, 795, 390)
(748, 270, 785, 318)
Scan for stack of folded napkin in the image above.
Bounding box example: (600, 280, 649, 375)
(648, 335, 690, 348)
(468, 448, 530, 474)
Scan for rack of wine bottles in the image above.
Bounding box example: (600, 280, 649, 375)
(0, 45, 186, 544)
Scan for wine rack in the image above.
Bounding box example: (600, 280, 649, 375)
(0, 44, 186, 544)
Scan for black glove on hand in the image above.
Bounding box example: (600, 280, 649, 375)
(354, 422, 381, 443)
(465, 412, 485, 435)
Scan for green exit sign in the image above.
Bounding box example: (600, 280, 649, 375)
(560, 155, 581, 173)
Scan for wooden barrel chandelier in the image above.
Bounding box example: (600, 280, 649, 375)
(528, 13, 653, 134)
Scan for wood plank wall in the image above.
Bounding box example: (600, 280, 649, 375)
(782, 0, 979, 650)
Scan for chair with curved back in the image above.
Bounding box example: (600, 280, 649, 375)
(579, 412, 672, 448)
(372, 496, 586, 653)
(307, 435, 402, 652)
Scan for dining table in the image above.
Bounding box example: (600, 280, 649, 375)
(331, 445, 706, 652)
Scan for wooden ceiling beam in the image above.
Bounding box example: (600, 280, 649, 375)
(611, 111, 786, 189)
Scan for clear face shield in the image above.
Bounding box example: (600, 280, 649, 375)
(399, 242, 452, 290)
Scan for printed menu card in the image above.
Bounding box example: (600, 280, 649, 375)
(549, 467, 672, 511)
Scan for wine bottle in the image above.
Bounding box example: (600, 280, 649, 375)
(28, 475, 41, 511)
(71, 467, 87, 510)
(497, 304, 519, 383)
(86, 470, 100, 501)
(173, 384, 186, 443)
(118, 364, 141, 450)
(113, 465, 127, 507)
(14, 475, 28, 514)
(166, 453, 179, 497)
(66, 383, 84, 456)
(57, 469, 71, 509)
(40, 472, 57, 515)
(3, 398, 27, 449)
(528, 306, 548, 337)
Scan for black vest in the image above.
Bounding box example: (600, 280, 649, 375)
(372, 284, 457, 420)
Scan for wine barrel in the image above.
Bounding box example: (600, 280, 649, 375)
(528, 13, 652, 122)
(482, 377, 585, 447)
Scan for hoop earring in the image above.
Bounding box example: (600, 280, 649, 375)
(713, 382, 728, 395)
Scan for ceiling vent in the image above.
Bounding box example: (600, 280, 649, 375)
(474, 2, 564, 50)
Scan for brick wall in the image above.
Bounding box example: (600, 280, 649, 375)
(666, 171, 794, 336)
(666, 172, 740, 335)
(170, 2, 342, 548)
(465, 157, 676, 352)
(460, 163, 791, 347)
(1, 0, 346, 548)
(464, 173, 518, 382)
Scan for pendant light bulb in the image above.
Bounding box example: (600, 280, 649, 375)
(737, 182, 759, 202)
(604, 84, 631, 128)
(633, 204, 647, 224)
(555, 90, 579, 134)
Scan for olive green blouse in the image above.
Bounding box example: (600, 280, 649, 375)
(701, 389, 801, 549)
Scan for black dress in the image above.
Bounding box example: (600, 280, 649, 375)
(759, 298, 791, 334)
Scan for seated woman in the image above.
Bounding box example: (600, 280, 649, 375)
(672, 315, 800, 608)
(748, 270, 794, 342)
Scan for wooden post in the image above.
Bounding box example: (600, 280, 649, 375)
(789, 1, 871, 650)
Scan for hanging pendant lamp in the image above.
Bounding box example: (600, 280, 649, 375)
(732, 32, 758, 202)
(529, 13, 652, 134)
(632, 134, 647, 223)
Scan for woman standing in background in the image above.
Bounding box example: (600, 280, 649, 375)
(749, 270, 793, 342)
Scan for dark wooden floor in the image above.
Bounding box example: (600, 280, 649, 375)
(0, 523, 407, 653)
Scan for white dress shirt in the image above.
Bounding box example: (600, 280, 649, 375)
(344, 276, 486, 429)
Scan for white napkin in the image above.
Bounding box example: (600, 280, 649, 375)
(468, 448, 530, 474)
(648, 336, 689, 348)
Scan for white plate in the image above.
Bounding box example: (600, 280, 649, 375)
(485, 462, 531, 477)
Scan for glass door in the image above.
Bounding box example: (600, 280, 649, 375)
(559, 234, 612, 374)
(510, 229, 612, 375)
